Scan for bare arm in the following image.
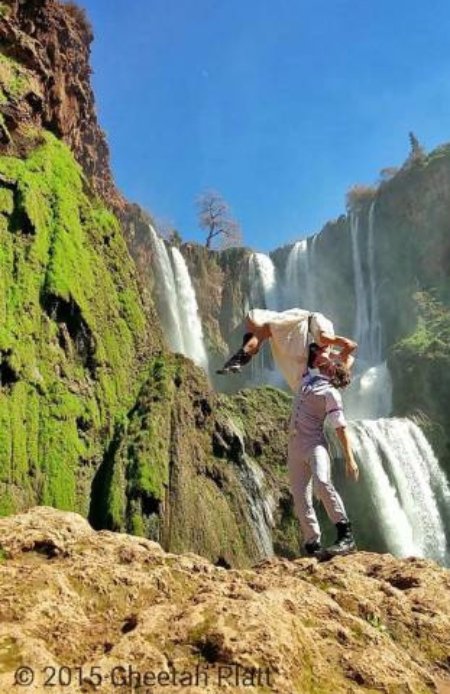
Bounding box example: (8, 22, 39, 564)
(335, 426, 359, 481)
(320, 331, 358, 352)
(320, 331, 357, 370)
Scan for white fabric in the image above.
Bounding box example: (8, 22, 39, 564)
(246, 308, 335, 393)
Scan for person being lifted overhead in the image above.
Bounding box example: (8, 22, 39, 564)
(217, 307, 357, 391)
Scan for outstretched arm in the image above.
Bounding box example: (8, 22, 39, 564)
(320, 331, 357, 370)
(335, 426, 359, 481)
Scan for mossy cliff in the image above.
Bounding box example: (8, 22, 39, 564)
(0, 132, 156, 516)
(0, 0, 302, 569)
(0, 0, 166, 529)
(91, 351, 296, 568)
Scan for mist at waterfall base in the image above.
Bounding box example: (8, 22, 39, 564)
(247, 202, 450, 566)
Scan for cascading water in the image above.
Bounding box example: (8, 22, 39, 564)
(247, 252, 283, 385)
(248, 252, 280, 310)
(148, 225, 209, 372)
(284, 239, 308, 307)
(367, 202, 382, 361)
(348, 419, 450, 564)
(148, 225, 185, 354)
(350, 211, 372, 365)
(345, 202, 393, 419)
(283, 236, 318, 310)
(170, 247, 209, 372)
(227, 418, 276, 558)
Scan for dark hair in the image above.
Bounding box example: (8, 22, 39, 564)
(307, 343, 321, 369)
(330, 364, 352, 389)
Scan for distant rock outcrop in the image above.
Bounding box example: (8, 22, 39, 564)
(0, 507, 449, 694)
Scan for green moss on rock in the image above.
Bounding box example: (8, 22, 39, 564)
(90, 351, 297, 567)
(0, 132, 152, 515)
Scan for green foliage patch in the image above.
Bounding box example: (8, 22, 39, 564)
(0, 132, 148, 515)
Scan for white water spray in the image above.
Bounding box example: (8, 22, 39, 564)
(249, 253, 280, 310)
(148, 225, 185, 353)
(346, 204, 393, 418)
(350, 419, 450, 564)
(350, 211, 372, 364)
(284, 239, 308, 307)
(170, 247, 209, 372)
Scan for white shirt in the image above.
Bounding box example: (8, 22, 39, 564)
(247, 308, 335, 393)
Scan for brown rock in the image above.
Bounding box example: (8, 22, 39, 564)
(0, 0, 124, 212)
(0, 507, 449, 693)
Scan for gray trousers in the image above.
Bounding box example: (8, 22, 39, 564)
(287, 431, 348, 545)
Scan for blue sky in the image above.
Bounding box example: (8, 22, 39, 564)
(79, 0, 450, 252)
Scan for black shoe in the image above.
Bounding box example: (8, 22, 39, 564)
(304, 539, 322, 557)
(326, 520, 356, 556)
(216, 348, 253, 375)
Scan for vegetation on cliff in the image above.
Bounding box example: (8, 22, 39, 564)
(0, 132, 151, 516)
(90, 350, 298, 568)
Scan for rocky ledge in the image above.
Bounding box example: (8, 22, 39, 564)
(0, 507, 449, 694)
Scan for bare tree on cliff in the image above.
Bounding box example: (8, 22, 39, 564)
(197, 190, 242, 250)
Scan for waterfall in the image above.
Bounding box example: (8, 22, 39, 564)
(239, 454, 276, 558)
(170, 247, 209, 372)
(308, 234, 319, 310)
(284, 239, 308, 307)
(350, 211, 372, 364)
(148, 225, 209, 372)
(349, 419, 450, 564)
(148, 225, 185, 353)
(346, 203, 393, 419)
(227, 418, 276, 558)
(283, 236, 319, 311)
(248, 253, 280, 310)
(367, 202, 382, 360)
(247, 252, 281, 382)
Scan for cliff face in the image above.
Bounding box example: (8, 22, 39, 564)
(0, 0, 123, 211)
(0, 2, 163, 524)
(0, 0, 300, 566)
(90, 351, 296, 568)
(0, 132, 155, 516)
(0, 507, 449, 694)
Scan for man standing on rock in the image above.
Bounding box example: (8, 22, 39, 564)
(288, 342, 359, 557)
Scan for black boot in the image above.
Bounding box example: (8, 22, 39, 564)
(303, 539, 322, 557)
(216, 348, 253, 375)
(326, 520, 356, 556)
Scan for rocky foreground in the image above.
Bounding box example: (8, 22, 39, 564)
(0, 508, 449, 694)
